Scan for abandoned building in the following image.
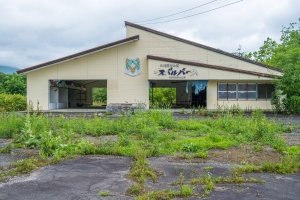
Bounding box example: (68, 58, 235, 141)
(17, 22, 282, 111)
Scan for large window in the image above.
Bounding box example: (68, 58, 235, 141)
(258, 84, 275, 99)
(218, 83, 271, 100)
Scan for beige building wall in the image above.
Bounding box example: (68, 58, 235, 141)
(126, 26, 282, 77)
(26, 42, 149, 110)
(24, 24, 280, 110)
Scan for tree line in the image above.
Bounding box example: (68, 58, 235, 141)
(241, 19, 300, 113)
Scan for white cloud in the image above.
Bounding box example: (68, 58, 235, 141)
(0, 0, 299, 67)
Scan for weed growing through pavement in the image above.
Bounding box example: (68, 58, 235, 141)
(0, 157, 60, 182)
(98, 190, 110, 197)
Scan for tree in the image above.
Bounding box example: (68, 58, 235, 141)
(247, 20, 300, 113)
(246, 37, 278, 64)
(0, 73, 26, 95)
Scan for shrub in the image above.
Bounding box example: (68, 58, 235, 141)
(181, 143, 198, 153)
(0, 93, 26, 111)
(284, 96, 300, 114)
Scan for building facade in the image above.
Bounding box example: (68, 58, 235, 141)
(18, 22, 282, 111)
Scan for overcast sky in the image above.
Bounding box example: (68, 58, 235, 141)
(0, 0, 299, 68)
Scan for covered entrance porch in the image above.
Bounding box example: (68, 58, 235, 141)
(149, 80, 207, 108)
(48, 79, 107, 110)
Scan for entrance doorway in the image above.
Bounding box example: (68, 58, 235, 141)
(192, 87, 207, 107)
(149, 80, 207, 108)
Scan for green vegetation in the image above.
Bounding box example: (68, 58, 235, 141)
(93, 88, 107, 106)
(0, 72, 26, 112)
(0, 110, 292, 159)
(150, 88, 176, 108)
(0, 93, 27, 112)
(190, 172, 261, 197)
(0, 113, 25, 138)
(136, 174, 193, 200)
(98, 190, 110, 197)
(0, 110, 299, 199)
(0, 72, 26, 95)
(234, 154, 300, 174)
(245, 20, 300, 113)
(127, 150, 158, 196)
(0, 157, 59, 182)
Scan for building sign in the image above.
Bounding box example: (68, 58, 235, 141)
(125, 58, 141, 77)
(154, 63, 198, 79)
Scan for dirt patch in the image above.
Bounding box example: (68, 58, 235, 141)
(208, 145, 282, 165)
(99, 135, 118, 143)
(84, 135, 118, 146)
(0, 139, 12, 149)
(0, 148, 39, 168)
(11, 148, 39, 157)
(282, 132, 300, 146)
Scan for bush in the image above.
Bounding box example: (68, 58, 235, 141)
(150, 88, 176, 108)
(284, 96, 300, 114)
(0, 73, 26, 95)
(0, 93, 26, 111)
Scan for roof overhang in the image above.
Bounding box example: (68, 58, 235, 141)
(17, 35, 139, 74)
(147, 55, 280, 79)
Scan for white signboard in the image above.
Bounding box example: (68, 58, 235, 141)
(153, 63, 198, 79)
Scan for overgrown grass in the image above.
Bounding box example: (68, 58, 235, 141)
(0, 110, 298, 171)
(234, 155, 300, 174)
(1, 109, 300, 199)
(0, 113, 25, 138)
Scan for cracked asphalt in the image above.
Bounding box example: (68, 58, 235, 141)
(0, 156, 299, 200)
(149, 157, 300, 200)
(0, 156, 132, 200)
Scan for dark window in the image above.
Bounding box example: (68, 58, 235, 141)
(248, 92, 257, 99)
(227, 84, 237, 99)
(218, 91, 228, 99)
(258, 84, 275, 99)
(218, 84, 227, 91)
(218, 83, 227, 99)
(237, 83, 257, 100)
(218, 83, 237, 100)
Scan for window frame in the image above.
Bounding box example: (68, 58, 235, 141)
(257, 83, 275, 100)
(218, 83, 259, 101)
(218, 82, 237, 101)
